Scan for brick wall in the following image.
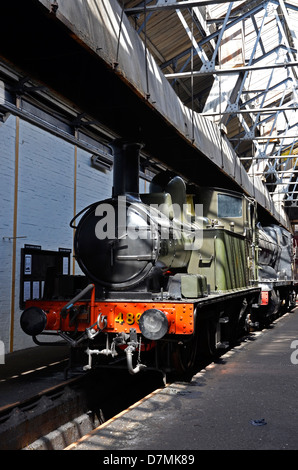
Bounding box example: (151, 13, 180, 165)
(0, 116, 113, 352)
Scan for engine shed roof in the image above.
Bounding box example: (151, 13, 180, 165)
(123, 0, 298, 226)
(0, 0, 297, 230)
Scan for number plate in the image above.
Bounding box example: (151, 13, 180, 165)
(96, 302, 194, 335)
(114, 308, 142, 328)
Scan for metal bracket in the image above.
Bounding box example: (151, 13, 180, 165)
(50, 1, 59, 14)
(200, 60, 215, 74)
(225, 103, 239, 114)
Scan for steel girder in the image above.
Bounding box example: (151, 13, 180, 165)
(127, 0, 298, 220)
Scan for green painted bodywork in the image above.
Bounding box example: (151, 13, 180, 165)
(186, 187, 258, 295)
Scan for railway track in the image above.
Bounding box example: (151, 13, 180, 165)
(0, 360, 165, 450)
(0, 370, 89, 450)
(0, 325, 271, 450)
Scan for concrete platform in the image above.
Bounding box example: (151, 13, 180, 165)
(66, 308, 298, 451)
(0, 345, 70, 408)
(0, 345, 69, 381)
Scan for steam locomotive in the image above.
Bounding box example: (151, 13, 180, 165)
(20, 140, 297, 378)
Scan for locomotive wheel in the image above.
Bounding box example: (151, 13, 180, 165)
(171, 334, 198, 377)
(196, 317, 214, 357)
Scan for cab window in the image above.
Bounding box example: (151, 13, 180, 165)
(218, 193, 242, 218)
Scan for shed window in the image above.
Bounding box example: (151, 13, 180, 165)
(218, 194, 242, 218)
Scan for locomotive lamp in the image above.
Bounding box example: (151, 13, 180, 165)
(139, 309, 169, 340)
